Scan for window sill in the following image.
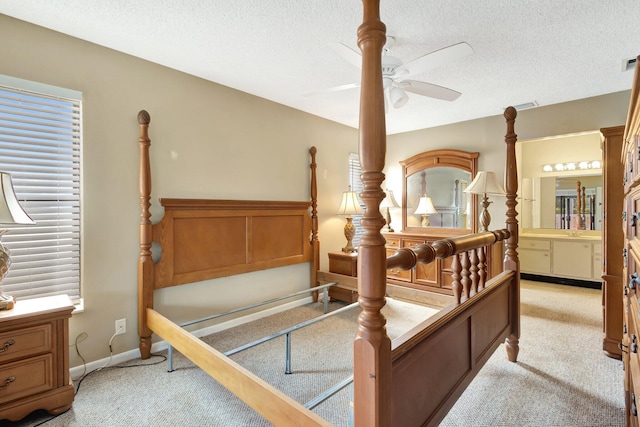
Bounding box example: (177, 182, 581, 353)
(72, 298, 84, 314)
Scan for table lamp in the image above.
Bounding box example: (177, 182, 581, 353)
(337, 186, 363, 253)
(380, 189, 399, 232)
(0, 172, 35, 307)
(464, 170, 505, 231)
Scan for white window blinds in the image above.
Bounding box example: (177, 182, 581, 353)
(0, 78, 82, 301)
(348, 153, 365, 246)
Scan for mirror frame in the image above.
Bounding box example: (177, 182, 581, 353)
(400, 149, 479, 234)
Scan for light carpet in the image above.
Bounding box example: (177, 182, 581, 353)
(5, 280, 624, 426)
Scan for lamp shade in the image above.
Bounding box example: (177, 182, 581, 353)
(0, 172, 34, 225)
(380, 189, 399, 209)
(414, 196, 437, 215)
(464, 171, 505, 195)
(337, 188, 363, 216)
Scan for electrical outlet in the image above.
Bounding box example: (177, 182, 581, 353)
(115, 318, 126, 335)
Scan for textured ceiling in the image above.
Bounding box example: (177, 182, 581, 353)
(1, 1, 639, 134)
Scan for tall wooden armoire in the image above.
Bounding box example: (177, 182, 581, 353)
(601, 125, 624, 359)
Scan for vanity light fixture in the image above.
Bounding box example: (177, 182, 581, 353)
(337, 185, 363, 253)
(464, 171, 505, 232)
(542, 160, 602, 173)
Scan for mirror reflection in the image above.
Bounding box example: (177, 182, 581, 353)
(521, 175, 602, 230)
(401, 149, 478, 232)
(406, 167, 472, 228)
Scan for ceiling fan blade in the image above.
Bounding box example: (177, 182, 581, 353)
(400, 80, 461, 101)
(328, 42, 362, 69)
(302, 82, 360, 97)
(397, 42, 473, 77)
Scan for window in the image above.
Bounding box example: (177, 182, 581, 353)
(0, 75, 82, 302)
(348, 153, 365, 246)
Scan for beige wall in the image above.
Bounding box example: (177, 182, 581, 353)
(1, 15, 358, 365)
(1, 14, 632, 367)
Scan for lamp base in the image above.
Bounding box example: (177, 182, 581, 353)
(479, 194, 492, 232)
(342, 217, 357, 253)
(384, 207, 394, 233)
(0, 230, 9, 282)
(421, 214, 430, 227)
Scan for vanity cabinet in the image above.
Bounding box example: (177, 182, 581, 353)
(520, 236, 601, 282)
(519, 239, 551, 275)
(552, 241, 594, 280)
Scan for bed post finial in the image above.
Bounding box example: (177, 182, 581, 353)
(309, 146, 320, 302)
(138, 109, 150, 125)
(138, 109, 154, 359)
(354, 1, 392, 426)
(503, 106, 520, 363)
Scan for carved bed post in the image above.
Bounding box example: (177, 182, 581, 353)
(137, 110, 154, 360)
(503, 106, 520, 362)
(309, 146, 320, 302)
(354, 1, 391, 426)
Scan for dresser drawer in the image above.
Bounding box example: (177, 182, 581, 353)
(519, 239, 551, 250)
(386, 248, 411, 282)
(384, 236, 400, 249)
(0, 354, 53, 405)
(401, 238, 428, 250)
(0, 324, 52, 364)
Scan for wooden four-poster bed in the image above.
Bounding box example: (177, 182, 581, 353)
(136, 2, 520, 426)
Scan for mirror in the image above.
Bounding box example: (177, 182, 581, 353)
(522, 175, 602, 230)
(401, 149, 479, 233)
(518, 131, 603, 231)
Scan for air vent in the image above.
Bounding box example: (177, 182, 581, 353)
(509, 101, 538, 111)
(624, 57, 637, 72)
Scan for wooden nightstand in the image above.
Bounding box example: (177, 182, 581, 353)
(328, 252, 359, 302)
(328, 251, 358, 277)
(0, 295, 75, 422)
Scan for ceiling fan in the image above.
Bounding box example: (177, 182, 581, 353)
(316, 36, 473, 110)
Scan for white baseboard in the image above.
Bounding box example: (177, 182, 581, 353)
(70, 296, 312, 379)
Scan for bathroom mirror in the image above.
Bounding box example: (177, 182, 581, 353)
(400, 149, 479, 233)
(517, 131, 603, 231)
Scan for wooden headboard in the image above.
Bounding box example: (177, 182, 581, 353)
(136, 110, 319, 357)
(150, 199, 313, 288)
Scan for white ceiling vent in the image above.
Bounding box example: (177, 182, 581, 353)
(624, 57, 637, 72)
(510, 101, 538, 111)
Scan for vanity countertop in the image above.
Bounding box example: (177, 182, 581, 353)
(519, 232, 602, 242)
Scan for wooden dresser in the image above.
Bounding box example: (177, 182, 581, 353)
(622, 56, 640, 426)
(0, 295, 74, 422)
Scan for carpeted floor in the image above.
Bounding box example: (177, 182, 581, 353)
(5, 280, 625, 426)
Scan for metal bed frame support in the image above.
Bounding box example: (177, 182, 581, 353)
(165, 282, 338, 372)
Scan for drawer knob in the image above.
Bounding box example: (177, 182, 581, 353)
(0, 376, 15, 391)
(0, 339, 15, 354)
(389, 269, 400, 275)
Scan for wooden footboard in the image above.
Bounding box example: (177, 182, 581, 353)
(390, 271, 517, 427)
(146, 308, 331, 426)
